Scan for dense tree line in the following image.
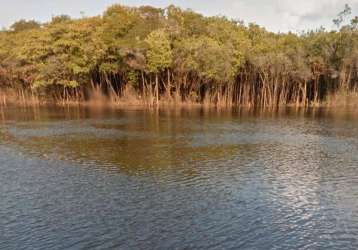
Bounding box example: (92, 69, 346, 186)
(0, 4, 357, 107)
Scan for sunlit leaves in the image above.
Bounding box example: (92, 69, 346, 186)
(145, 29, 172, 73)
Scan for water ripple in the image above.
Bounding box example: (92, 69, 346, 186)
(0, 107, 358, 249)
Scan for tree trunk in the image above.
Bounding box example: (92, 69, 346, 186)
(155, 73, 159, 105)
(167, 69, 171, 100)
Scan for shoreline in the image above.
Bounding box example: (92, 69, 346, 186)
(2, 88, 358, 110)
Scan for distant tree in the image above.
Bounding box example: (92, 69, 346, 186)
(51, 15, 71, 24)
(351, 16, 358, 30)
(145, 29, 172, 103)
(333, 4, 352, 28)
(10, 19, 41, 32)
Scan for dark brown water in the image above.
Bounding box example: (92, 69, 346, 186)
(1, 106, 358, 249)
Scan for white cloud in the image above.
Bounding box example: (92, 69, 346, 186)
(179, 0, 358, 32)
(274, 0, 358, 31)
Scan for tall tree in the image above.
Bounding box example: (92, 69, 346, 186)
(145, 29, 172, 104)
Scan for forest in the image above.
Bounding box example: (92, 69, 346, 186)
(0, 4, 357, 107)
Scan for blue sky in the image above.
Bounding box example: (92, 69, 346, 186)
(1, 0, 357, 32)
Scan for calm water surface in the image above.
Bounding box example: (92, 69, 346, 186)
(0, 106, 358, 249)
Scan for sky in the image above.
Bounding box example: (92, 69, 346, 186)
(0, 0, 357, 32)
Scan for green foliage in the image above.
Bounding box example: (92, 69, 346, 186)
(145, 29, 172, 73)
(127, 70, 139, 87)
(173, 36, 236, 82)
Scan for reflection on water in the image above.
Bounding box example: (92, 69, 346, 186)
(0, 106, 358, 249)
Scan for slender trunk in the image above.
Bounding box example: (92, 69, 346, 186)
(167, 69, 171, 100)
(141, 71, 145, 100)
(155, 73, 159, 105)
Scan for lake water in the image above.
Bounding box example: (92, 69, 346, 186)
(0, 106, 358, 250)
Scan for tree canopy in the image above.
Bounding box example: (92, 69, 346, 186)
(0, 4, 357, 107)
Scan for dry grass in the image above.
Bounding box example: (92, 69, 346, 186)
(2, 87, 358, 109)
(324, 91, 358, 108)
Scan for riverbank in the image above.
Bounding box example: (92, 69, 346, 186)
(1, 88, 358, 109)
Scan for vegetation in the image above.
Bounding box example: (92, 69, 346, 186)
(0, 4, 357, 107)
